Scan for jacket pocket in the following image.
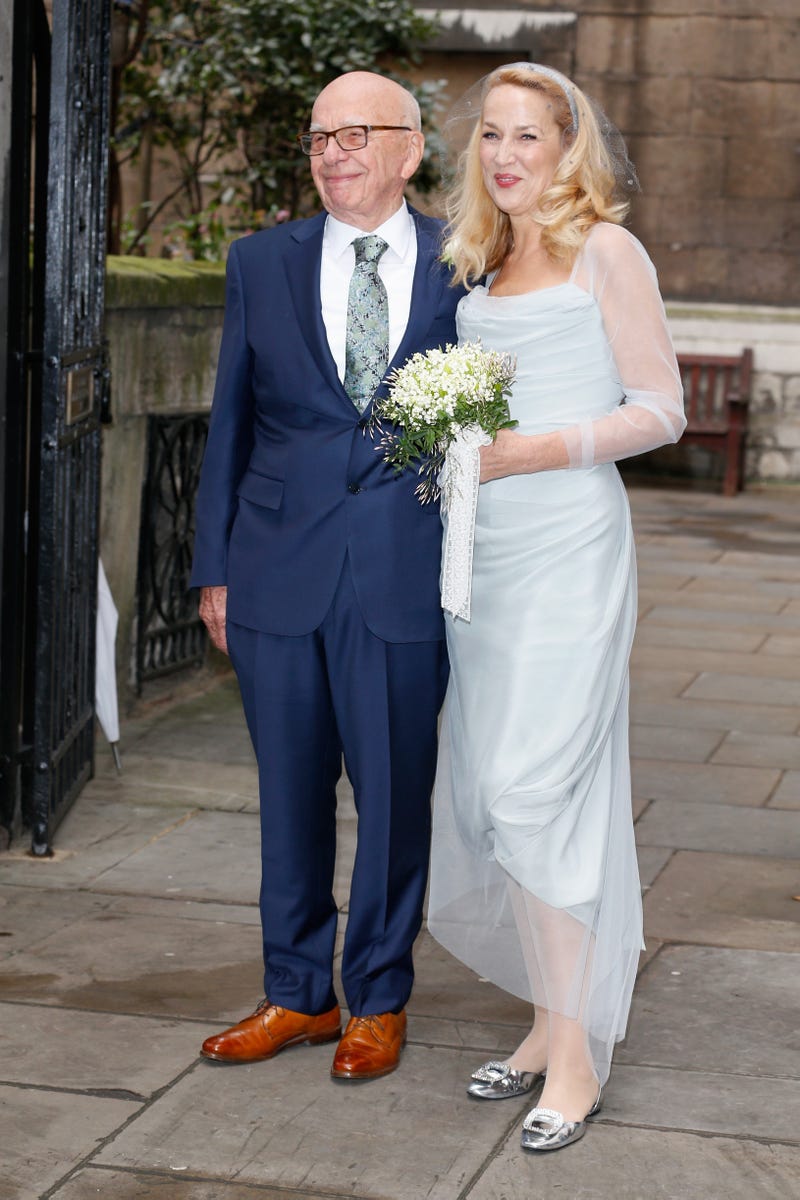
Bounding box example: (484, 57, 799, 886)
(236, 470, 284, 510)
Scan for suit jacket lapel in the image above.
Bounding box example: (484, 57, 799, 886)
(283, 213, 350, 404)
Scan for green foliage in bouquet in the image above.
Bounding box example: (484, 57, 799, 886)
(371, 342, 517, 503)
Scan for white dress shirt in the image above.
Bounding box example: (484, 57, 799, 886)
(319, 202, 418, 383)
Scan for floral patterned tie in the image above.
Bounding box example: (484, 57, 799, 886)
(343, 235, 389, 411)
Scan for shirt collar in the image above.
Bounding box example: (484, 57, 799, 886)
(323, 202, 413, 261)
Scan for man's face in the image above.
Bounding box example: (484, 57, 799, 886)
(308, 76, 424, 231)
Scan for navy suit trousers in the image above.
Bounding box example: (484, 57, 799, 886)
(227, 557, 448, 1017)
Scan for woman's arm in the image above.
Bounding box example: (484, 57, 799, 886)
(480, 224, 685, 481)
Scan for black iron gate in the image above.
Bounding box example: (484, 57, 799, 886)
(0, 0, 111, 854)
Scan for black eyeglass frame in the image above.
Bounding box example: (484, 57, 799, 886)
(296, 124, 414, 156)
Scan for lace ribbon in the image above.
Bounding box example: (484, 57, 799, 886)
(439, 424, 491, 622)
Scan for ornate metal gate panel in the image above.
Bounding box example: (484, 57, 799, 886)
(28, 0, 111, 853)
(136, 414, 209, 689)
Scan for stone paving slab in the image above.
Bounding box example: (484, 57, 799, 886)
(602, 1063, 800, 1142)
(629, 668, 698, 699)
(634, 559, 800, 588)
(105, 894, 260, 925)
(684, 670, 800, 706)
(629, 722, 724, 763)
(635, 540, 724, 562)
(618, 944, 799, 1078)
(635, 845, 673, 888)
(0, 1001, 199, 1095)
(128, 721, 257, 765)
(95, 752, 259, 802)
(762, 633, 800, 656)
(629, 567, 692, 590)
(469, 1123, 800, 1200)
(631, 795, 649, 820)
(642, 851, 800, 951)
(769, 770, 800, 808)
(88, 774, 258, 813)
(719, 545, 800, 569)
(680, 573, 800, 598)
(88, 810, 262, 905)
(633, 643, 800, 681)
(0, 885, 115, 961)
(634, 799, 800, 857)
(0, 907, 264, 1021)
(633, 622, 766, 651)
(640, 604, 800, 632)
(644, 588, 787, 614)
(636, 588, 663, 617)
(410, 930, 533, 1026)
(631, 759, 780, 806)
(712, 730, 800, 769)
(0, 800, 196, 890)
(0, 1084, 140, 1200)
(407, 1014, 525, 1057)
(630, 695, 800, 735)
(96, 1047, 521, 1200)
(149, 688, 248, 730)
(50, 1169, 336, 1200)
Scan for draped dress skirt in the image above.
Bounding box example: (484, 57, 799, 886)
(427, 281, 643, 1084)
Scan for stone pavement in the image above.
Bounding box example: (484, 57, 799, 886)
(1, 485, 799, 1200)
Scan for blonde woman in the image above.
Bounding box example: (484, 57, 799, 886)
(427, 64, 685, 1153)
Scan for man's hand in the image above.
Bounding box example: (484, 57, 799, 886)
(199, 585, 229, 655)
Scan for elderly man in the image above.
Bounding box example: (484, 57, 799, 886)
(190, 71, 460, 1080)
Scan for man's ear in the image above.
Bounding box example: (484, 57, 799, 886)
(401, 131, 426, 182)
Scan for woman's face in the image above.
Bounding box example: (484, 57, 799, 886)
(478, 83, 566, 219)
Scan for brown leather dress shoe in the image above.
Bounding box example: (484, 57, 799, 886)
(201, 999, 342, 1063)
(330, 1010, 407, 1080)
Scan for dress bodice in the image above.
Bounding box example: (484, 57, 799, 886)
(456, 282, 623, 437)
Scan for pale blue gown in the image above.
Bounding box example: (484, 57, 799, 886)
(427, 222, 685, 1084)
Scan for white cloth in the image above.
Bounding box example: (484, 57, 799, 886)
(438, 425, 491, 621)
(95, 559, 120, 744)
(428, 222, 685, 1086)
(320, 203, 417, 381)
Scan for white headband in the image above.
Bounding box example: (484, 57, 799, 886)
(505, 62, 579, 133)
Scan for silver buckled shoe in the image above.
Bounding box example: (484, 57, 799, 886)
(467, 1060, 541, 1100)
(520, 1089, 602, 1152)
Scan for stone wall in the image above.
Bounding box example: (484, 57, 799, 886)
(418, 2, 800, 307)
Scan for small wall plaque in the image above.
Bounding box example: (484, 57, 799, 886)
(65, 366, 95, 425)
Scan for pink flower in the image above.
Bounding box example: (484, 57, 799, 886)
(275, 209, 291, 223)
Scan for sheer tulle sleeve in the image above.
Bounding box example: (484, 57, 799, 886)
(559, 223, 686, 470)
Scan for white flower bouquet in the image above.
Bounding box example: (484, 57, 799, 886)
(371, 341, 517, 504)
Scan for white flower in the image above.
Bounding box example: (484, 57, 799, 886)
(371, 342, 517, 505)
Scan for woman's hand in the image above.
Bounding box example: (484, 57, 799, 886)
(479, 428, 570, 482)
(479, 429, 529, 482)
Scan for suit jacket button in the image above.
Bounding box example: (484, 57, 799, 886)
(348, 483, 362, 494)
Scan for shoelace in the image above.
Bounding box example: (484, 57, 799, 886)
(350, 1015, 384, 1032)
(254, 998, 285, 1018)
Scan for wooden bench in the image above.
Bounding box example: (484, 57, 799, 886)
(676, 348, 753, 496)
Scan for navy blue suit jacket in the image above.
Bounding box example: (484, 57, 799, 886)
(190, 207, 463, 642)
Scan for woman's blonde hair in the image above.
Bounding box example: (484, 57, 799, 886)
(443, 65, 631, 287)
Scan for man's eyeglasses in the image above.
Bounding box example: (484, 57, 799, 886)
(297, 124, 413, 156)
